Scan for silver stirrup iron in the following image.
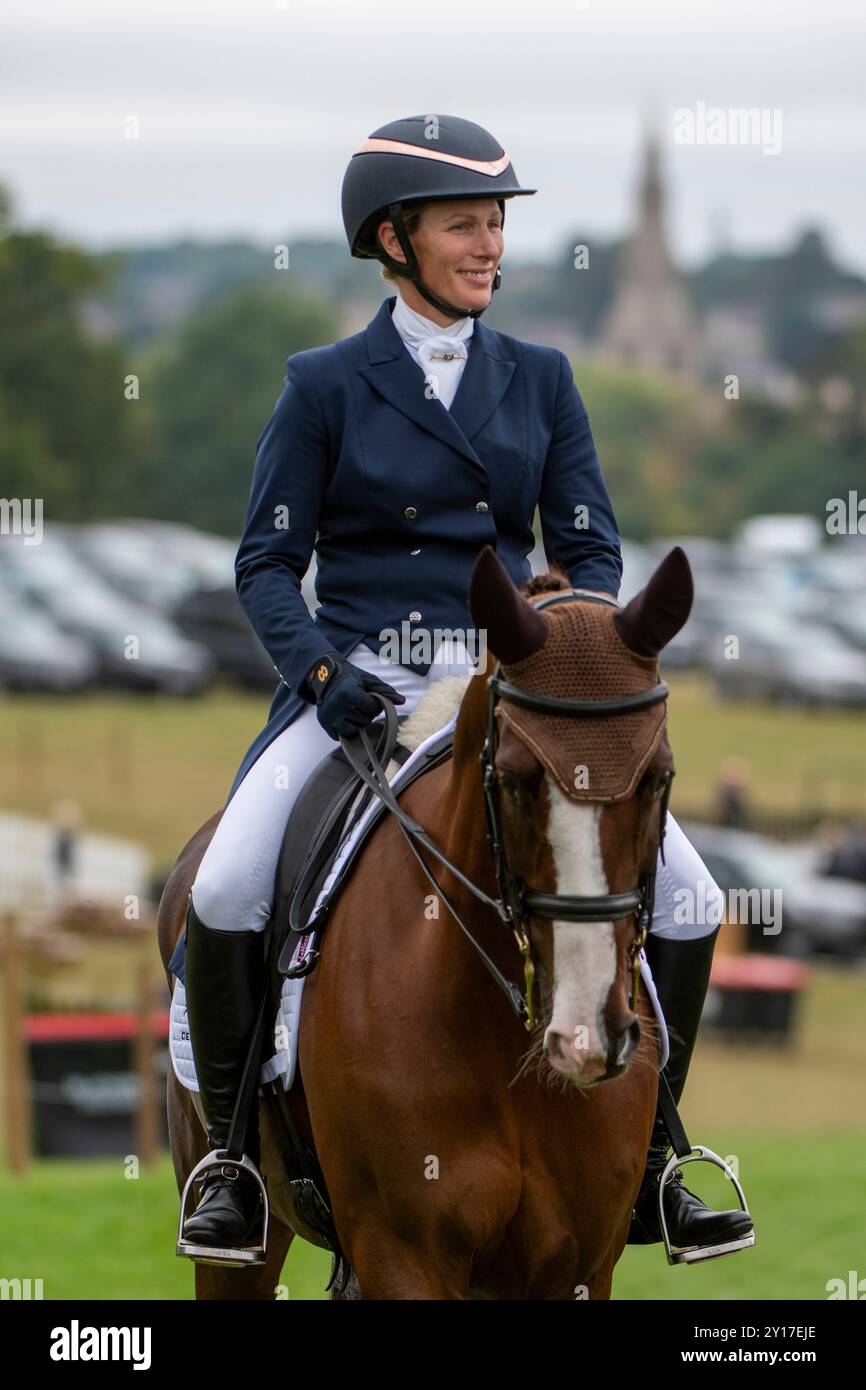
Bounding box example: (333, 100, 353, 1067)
(176, 1149, 270, 1268)
(658, 1145, 755, 1266)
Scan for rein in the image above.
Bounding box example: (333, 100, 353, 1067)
(339, 589, 674, 1032)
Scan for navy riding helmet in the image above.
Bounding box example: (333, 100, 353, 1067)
(341, 114, 536, 320)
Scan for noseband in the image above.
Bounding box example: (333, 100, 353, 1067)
(480, 590, 674, 1029)
(338, 589, 674, 1032)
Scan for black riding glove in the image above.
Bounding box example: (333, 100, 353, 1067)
(302, 652, 405, 740)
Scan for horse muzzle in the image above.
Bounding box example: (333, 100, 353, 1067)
(543, 1014, 640, 1085)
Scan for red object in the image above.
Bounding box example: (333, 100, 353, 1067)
(24, 1011, 170, 1042)
(710, 955, 810, 992)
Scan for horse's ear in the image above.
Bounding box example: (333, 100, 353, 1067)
(469, 546, 549, 664)
(613, 546, 693, 657)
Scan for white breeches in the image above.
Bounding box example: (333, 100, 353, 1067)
(191, 643, 721, 941)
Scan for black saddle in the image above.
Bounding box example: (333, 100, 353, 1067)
(269, 710, 454, 977)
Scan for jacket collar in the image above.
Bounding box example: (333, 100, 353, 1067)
(359, 296, 516, 477)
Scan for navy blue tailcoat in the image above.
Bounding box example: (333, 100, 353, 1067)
(226, 295, 622, 804)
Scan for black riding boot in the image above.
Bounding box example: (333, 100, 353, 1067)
(180, 897, 266, 1251)
(629, 924, 754, 1252)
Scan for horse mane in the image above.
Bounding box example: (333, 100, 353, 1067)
(519, 564, 572, 598)
(394, 675, 473, 757)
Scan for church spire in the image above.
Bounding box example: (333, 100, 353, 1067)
(601, 129, 700, 375)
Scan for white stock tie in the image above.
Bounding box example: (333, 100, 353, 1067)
(416, 335, 469, 407)
(390, 294, 474, 410)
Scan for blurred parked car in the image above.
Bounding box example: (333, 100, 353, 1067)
(70, 523, 201, 611)
(706, 610, 866, 708)
(0, 595, 96, 693)
(72, 521, 237, 612)
(0, 533, 215, 694)
(0, 530, 97, 607)
(824, 606, 866, 654)
(50, 595, 215, 695)
(173, 585, 276, 689)
(683, 821, 866, 962)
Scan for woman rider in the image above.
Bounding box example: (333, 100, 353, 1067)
(176, 114, 754, 1264)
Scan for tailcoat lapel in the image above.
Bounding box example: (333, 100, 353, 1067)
(358, 296, 516, 484)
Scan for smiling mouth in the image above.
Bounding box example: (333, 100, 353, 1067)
(457, 268, 493, 283)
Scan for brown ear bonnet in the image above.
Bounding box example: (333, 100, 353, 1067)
(496, 599, 666, 803)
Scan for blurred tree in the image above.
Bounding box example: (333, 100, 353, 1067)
(567, 360, 706, 539)
(127, 284, 339, 534)
(0, 183, 13, 231)
(567, 357, 857, 540)
(0, 385, 70, 501)
(802, 320, 866, 447)
(684, 390, 857, 535)
(0, 225, 131, 518)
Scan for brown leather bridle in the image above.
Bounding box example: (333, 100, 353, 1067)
(337, 589, 674, 1032)
(480, 590, 673, 1028)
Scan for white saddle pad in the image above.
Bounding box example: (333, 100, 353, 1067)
(169, 930, 315, 1094)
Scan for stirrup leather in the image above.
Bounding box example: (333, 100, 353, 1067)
(658, 1145, 755, 1265)
(176, 1149, 270, 1268)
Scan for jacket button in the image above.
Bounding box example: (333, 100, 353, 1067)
(409, 548, 421, 556)
(409, 610, 422, 622)
(475, 501, 489, 513)
(404, 506, 418, 519)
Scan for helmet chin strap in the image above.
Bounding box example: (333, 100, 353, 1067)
(386, 201, 503, 321)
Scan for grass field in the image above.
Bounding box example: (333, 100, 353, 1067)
(1, 1129, 861, 1301)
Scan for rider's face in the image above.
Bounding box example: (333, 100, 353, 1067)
(378, 199, 504, 325)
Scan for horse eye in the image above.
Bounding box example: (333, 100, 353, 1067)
(646, 770, 672, 800)
(497, 767, 539, 799)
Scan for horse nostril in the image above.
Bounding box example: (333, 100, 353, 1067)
(612, 1019, 640, 1067)
(547, 1033, 571, 1063)
(541, 1035, 564, 1061)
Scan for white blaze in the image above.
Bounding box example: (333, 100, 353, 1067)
(544, 776, 616, 1058)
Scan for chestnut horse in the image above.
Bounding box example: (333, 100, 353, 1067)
(157, 544, 692, 1299)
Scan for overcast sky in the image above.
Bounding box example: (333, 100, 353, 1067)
(3, 0, 865, 272)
